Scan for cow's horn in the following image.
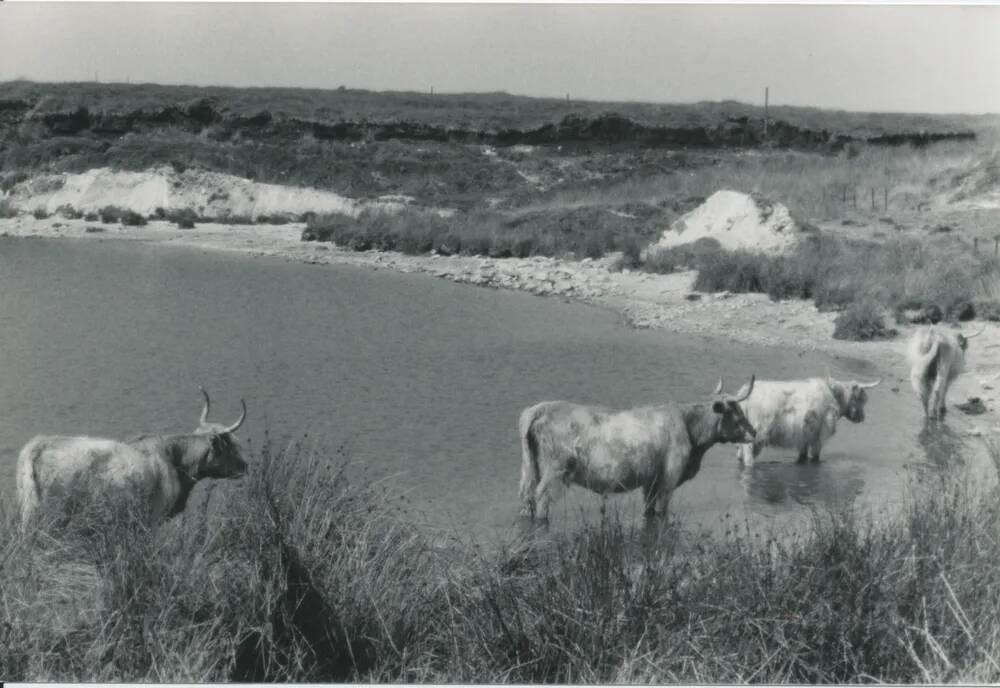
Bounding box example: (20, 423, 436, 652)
(965, 323, 987, 339)
(858, 378, 882, 389)
(713, 377, 724, 396)
(224, 400, 247, 434)
(733, 374, 755, 403)
(199, 387, 211, 425)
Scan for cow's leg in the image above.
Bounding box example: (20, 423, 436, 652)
(736, 443, 754, 467)
(809, 441, 822, 463)
(796, 443, 809, 464)
(533, 463, 566, 523)
(929, 374, 947, 420)
(938, 378, 950, 418)
(655, 483, 674, 518)
(642, 480, 661, 517)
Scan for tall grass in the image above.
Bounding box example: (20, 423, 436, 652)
(3, 434, 1000, 682)
(656, 232, 1000, 329)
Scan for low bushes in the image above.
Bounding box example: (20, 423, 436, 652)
(302, 205, 665, 261)
(165, 207, 197, 229)
(833, 300, 895, 340)
(653, 234, 1000, 338)
(0, 197, 18, 218)
(99, 205, 147, 226)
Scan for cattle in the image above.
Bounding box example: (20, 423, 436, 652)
(907, 324, 986, 420)
(15, 390, 248, 531)
(517, 375, 757, 523)
(733, 374, 881, 466)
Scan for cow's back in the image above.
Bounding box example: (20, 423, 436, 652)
(16, 435, 166, 524)
(529, 401, 682, 491)
(742, 379, 836, 447)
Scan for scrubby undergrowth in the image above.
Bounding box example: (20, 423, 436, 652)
(659, 233, 1000, 335)
(3, 435, 1000, 682)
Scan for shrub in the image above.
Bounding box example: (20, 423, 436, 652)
(0, 198, 18, 218)
(693, 250, 770, 293)
(83, 211, 99, 222)
(56, 204, 83, 219)
(99, 205, 124, 224)
(974, 300, 1000, 321)
(302, 213, 358, 244)
(32, 207, 50, 220)
(120, 210, 147, 227)
(84, 226, 105, 233)
(166, 208, 197, 229)
(833, 301, 895, 341)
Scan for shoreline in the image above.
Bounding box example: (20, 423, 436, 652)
(4, 214, 999, 449)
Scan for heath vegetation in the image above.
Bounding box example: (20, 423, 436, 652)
(3, 434, 1000, 683)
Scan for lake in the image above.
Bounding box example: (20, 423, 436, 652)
(0, 237, 938, 542)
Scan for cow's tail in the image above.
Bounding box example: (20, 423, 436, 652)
(518, 404, 546, 518)
(907, 332, 941, 394)
(15, 438, 43, 532)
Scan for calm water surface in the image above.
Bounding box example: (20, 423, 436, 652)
(0, 237, 941, 542)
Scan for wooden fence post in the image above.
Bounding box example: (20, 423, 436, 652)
(994, 236, 999, 257)
(871, 188, 876, 211)
(884, 187, 888, 211)
(852, 189, 857, 210)
(974, 237, 979, 253)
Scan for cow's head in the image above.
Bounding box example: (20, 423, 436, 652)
(194, 387, 248, 478)
(711, 375, 757, 442)
(827, 373, 880, 423)
(956, 323, 986, 352)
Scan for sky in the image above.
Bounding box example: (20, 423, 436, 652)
(1, 3, 998, 115)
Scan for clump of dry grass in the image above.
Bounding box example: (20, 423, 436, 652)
(4, 435, 1000, 683)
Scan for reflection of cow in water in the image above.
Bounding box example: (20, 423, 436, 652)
(739, 459, 865, 508)
(518, 376, 757, 523)
(734, 375, 880, 466)
(907, 325, 986, 420)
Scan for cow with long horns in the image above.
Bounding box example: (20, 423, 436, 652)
(16, 389, 248, 531)
(517, 376, 757, 522)
(733, 374, 881, 466)
(907, 324, 986, 420)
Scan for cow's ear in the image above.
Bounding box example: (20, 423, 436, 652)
(712, 400, 725, 414)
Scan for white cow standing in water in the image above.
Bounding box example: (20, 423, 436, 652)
(517, 376, 757, 522)
(734, 374, 881, 466)
(16, 389, 248, 531)
(907, 324, 986, 420)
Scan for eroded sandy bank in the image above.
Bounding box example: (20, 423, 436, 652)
(4, 214, 999, 452)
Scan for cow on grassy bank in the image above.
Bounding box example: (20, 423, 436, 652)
(908, 324, 986, 420)
(517, 376, 757, 522)
(16, 390, 248, 531)
(733, 375, 881, 466)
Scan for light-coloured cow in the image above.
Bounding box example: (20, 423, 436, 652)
(733, 375, 880, 466)
(907, 324, 986, 420)
(15, 390, 248, 531)
(517, 376, 757, 522)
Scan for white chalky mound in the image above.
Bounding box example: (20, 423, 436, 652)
(651, 190, 804, 254)
(7, 167, 361, 219)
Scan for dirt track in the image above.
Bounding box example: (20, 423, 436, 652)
(4, 213, 999, 452)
